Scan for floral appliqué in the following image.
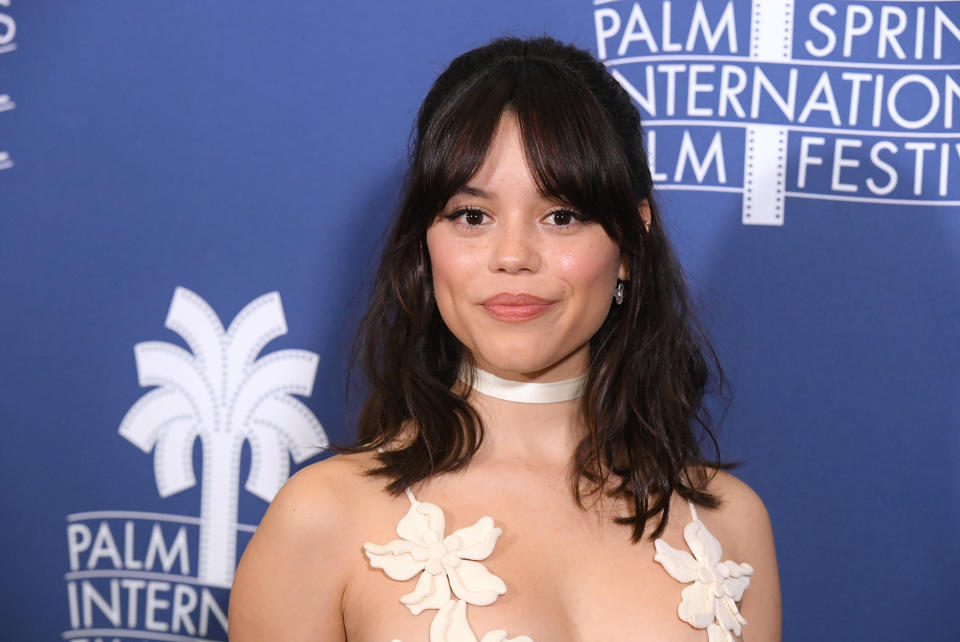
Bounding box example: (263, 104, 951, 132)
(363, 488, 532, 642)
(653, 503, 754, 642)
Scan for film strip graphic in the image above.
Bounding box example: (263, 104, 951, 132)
(0, 0, 16, 171)
(598, 0, 960, 226)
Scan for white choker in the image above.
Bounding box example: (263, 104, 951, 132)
(457, 363, 587, 403)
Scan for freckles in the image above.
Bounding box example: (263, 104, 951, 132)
(554, 237, 620, 279)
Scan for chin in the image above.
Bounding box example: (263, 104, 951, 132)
(466, 346, 558, 378)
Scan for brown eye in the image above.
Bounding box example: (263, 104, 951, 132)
(444, 207, 487, 226)
(547, 209, 585, 226)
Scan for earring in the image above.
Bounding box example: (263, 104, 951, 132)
(614, 280, 624, 305)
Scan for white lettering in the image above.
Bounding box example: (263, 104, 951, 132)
(0, 0, 14, 46)
(939, 143, 950, 197)
(619, 3, 658, 56)
(172, 584, 198, 635)
(88, 523, 122, 570)
(657, 63, 685, 117)
(805, 4, 837, 57)
(120, 578, 146, 628)
(674, 130, 726, 183)
(843, 5, 874, 58)
(199, 588, 229, 637)
(67, 581, 81, 628)
(145, 581, 171, 632)
(799, 71, 841, 126)
(866, 141, 898, 195)
(687, 64, 715, 117)
(934, 7, 960, 60)
(841, 72, 872, 126)
(646, 129, 669, 182)
(887, 74, 940, 129)
(612, 67, 655, 116)
(798, 136, 826, 189)
(123, 521, 143, 570)
(81, 579, 121, 628)
(718, 65, 747, 118)
(67, 523, 92, 571)
(144, 524, 190, 574)
(904, 141, 935, 195)
(878, 7, 907, 59)
(686, 1, 737, 53)
(594, 9, 620, 60)
(751, 67, 797, 120)
(945, 75, 960, 129)
(831, 138, 862, 192)
(662, 1, 682, 52)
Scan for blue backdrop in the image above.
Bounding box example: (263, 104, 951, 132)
(1, 1, 958, 640)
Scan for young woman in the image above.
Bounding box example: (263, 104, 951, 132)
(228, 36, 781, 642)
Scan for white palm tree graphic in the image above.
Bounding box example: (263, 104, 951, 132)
(119, 286, 328, 587)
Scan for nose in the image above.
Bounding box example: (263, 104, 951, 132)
(488, 219, 542, 274)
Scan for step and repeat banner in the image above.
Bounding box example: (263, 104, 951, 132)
(1, 1, 957, 640)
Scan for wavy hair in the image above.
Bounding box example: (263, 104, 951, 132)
(338, 36, 731, 541)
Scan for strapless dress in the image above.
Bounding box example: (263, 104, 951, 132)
(362, 487, 753, 642)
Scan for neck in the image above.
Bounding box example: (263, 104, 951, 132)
(455, 363, 586, 467)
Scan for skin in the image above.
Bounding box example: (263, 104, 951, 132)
(425, 109, 629, 384)
(228, 111, 782, 641)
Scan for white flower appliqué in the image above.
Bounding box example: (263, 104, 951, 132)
(653, 504, 754, 642)
(364, 489, 507, 614)
(428, 599, 532, 642)
(364, 489, 532, 642)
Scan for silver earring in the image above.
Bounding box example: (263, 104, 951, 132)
(614, 280, 624, 305)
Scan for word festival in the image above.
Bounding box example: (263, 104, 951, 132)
(63, 515, 241, 642)
(592, 0, 960, 222)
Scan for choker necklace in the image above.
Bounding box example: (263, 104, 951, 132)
(457, 363, 587, 404)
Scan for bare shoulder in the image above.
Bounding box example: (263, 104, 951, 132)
(703, 470, 772, 535)
(249, 451, 384, 542)
(696, 469, 782, 642)
(227, 452, 383, 641)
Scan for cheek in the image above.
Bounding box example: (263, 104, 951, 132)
(554, 236, 621, 293)
(426, 227, 482, 322)
(428, 230, 471, 288)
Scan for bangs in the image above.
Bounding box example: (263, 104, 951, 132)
(413, 57, 642, 244)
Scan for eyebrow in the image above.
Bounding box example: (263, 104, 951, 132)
(455, 185, 493, 198)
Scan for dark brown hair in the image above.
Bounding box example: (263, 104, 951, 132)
(339, 35, 730, 541)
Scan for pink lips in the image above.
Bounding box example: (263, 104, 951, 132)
(482, 292, 555, 321)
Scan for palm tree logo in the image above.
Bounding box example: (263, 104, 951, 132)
(119, 286, 328, 588)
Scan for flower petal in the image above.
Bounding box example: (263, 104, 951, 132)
(480, 632, 534, 642)
(677, 582, 717, 629)
(446, 559, 507, 606)
(398, 500, 446, 545)
(653, 538, 700, 583)
(707, 622, 732, 642)
(717, 562, 752, 602)
(450, 516, 502, 561)
(430, 599, 479, 642)
(363, 543, 426, 581)
(714, 594, 739, 634)
(400, 570, 451, 615)
(683, 520, 723, 567)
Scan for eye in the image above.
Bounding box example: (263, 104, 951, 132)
(545, 208, 587, 227)
(444, 207, 488, 226)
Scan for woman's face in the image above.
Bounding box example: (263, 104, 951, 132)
(426, 110, 628, 381)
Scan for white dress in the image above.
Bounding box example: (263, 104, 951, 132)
(362, 487, 754, 642)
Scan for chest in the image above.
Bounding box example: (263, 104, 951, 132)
(342, 491, 725, 642)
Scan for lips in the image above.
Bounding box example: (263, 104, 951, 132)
(482, 292, 555, 321)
